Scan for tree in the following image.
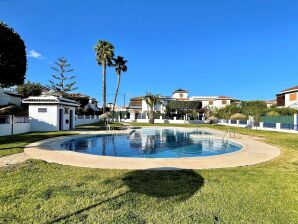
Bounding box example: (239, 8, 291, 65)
(144, 93, 160, 124)
(48, 57, 77, 96)
(17, 81, 43, 98)
(112, 56, 127, 116)
(94, 40, 115, 113)
(0, 22, 27, 87)
(66, 94, 90, 108)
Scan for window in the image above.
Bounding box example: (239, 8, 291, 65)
(222, 100, 227, 105)
(0, 116, 9, 124)
(179, 93, 183, 98)
(38, 108, 47, 113)
(290, 93, 297, 101)
(209, 100, 214, 105)
(64, 108, 69, 114)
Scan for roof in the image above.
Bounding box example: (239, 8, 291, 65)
(190, 96, 217, 101)
(3, 91, 22, 97)
(130, 97, 143, 101)
(190, 96, 238, 100)
(22, 96, 80, 107)
(173, 88, 188, 94)
(279, 85, 298, 94)
(216, 96, 236, 100)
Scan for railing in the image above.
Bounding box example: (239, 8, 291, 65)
(280, 123, 297, 130)
(230, 120, 237, 124)
(239, 120, 247, 125)
(263, 122, 276, 129)
(14, 116, 29, 123)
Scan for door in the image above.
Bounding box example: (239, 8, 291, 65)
(59, 109, 63, 131)
(69, 110, 74, 129)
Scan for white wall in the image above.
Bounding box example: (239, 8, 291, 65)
(0, 123, 31, 136)
(172, 92, 188, 99)
(0, 124, 11, 136)
(285, 92, 298, 107)
(13, 123, 31, 134)
(29, 105, 59, 131)
(0, 91, 21, 106)
(141, 99, 165, 113)
(213, 99, 231, 108)
(75, 116, 102, 126)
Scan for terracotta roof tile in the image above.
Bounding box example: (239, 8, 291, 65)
(281, 85, 298, 93)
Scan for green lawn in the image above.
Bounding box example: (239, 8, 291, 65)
(0, 124, 297, 223)
(76, 121, 126, 130)
(0, 132, 77, 157)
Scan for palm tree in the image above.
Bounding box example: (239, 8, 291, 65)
(94, 40, 115, 113)
(112, 56, 127, 117)
(144, 93, 160, 124)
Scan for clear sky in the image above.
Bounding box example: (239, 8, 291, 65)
(1, 0, 298, 106)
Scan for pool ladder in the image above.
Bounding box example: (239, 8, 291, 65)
(223, 129, 235, 143)
(105, 120, 114, 133)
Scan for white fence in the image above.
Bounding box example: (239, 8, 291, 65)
(0, 115, 103, 136)
(122, 116, 206, 124)
(0, 116, 31, 136)
(217, 118, 298, 133)
(75, 115, 103, 126)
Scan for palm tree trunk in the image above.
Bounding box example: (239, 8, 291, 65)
(149, 110, 155, 124)
(112, 72, 121, 119)
(102, 60, 106, 113)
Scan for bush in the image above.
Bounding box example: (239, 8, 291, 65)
(230, 113, 247, 121)
(266, 111, 280, 117)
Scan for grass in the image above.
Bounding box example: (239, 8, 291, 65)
(0, 132, 77, 157)
(76, 121, 126, 130)
(0, 123, 297, 223)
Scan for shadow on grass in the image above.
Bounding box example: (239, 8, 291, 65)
(122, 169, 204, 201)
(46, 169, 204, 223)
(47, 192, 126, 224)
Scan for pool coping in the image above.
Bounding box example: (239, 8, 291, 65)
(24, 127, 281, 170)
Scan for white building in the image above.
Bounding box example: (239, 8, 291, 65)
(22, 96, 79, 131)
(0, 88, 22, 107)
(189, 96, 240, 109)
(129, 89, 239, 117)
(276, 86, 298, 109)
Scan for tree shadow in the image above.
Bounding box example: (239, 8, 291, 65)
(47, 192, 126, 224)
(122, 169, 204, 201)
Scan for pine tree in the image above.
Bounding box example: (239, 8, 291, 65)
(48, 57, 78, 96)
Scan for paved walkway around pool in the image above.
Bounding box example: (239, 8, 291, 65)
(0, 153, 30, 167)
(23, 127, 281, 170)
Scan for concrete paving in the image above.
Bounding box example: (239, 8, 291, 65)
(0, 152, 30, 167)
(23, 127, 281, 170)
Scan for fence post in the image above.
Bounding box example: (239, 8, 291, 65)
(9, 115, 13, 135)
(294, 114, 298, 131)
(237, 120, 240, 126)
(228, 120, 231, 125)
(174, 117, 176, 120)
(259, 122, 264, 129)
(276, 123, 281, 130)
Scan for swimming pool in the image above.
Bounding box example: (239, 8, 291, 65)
(61, 128, 242, 158)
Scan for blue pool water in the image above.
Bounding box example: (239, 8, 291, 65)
(61, 128, 242, 158)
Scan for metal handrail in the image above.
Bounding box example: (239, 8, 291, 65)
(223, 128, 235, 142)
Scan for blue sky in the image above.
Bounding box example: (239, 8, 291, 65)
(1, 0, 298, 105)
